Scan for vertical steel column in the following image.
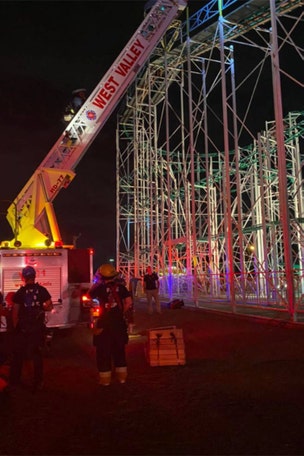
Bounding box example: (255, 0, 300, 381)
(164, 49, 173, 298)
(219, 14, 236, 308)
(186, 36, 198, 305)
(257, 134, 271, 299)
(134, 103, 140, 276)
(148, 67, 155, 269)
(269, 0, 295, 319)
(116, 125, 120, 268)
(202, 57, 213, 294)
(230, 45, 245, 300)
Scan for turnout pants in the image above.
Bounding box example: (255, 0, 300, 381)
(95, 330, 127, 373)
(10, 330, 44, 385)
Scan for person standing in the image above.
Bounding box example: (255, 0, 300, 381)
(0, 291, 14, 366)
(9, 266, 53, 391)
(88, 263, 132, 386)
(0, 291, 8, 365)
(143, 266, 161, 314)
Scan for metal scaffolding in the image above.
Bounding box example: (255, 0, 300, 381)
(116, 0, 304, 319)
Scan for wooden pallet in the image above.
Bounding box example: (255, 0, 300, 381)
(146, 326, 186, 366)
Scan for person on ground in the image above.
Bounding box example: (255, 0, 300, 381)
(0, 291, 14, 366)
(9, 266, 53, 391)
(0, 291, 8, 365)
(143, 266, 161, 314)
(88, 263, 132, 386)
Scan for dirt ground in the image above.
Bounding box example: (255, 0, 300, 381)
(1, 300, 304, 455)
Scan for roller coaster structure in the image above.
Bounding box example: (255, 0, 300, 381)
(117, 0, 304, 320)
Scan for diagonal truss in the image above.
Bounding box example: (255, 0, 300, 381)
(116, 0, 304, 319)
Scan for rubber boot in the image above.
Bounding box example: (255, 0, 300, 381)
(115, 366, 127, 384)
(99, 371, 111, 386)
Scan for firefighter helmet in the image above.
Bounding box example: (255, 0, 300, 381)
(98, 263, 119, 279)
(22, 266, 36, 279)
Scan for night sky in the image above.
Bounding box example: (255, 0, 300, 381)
(0, 1, 162, 268)
(0, 1, 302, 270)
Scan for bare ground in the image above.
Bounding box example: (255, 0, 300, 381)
(1, 300, 304, 455)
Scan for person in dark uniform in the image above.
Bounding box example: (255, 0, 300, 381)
(143, 266, 161, 314)
(9, 266, 53, 391)
(88, 263, 132, 386)
(0, 291, 14, 366)
(0, 292, 8, 365)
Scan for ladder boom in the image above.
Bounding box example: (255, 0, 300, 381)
(6, 0, 187, 247)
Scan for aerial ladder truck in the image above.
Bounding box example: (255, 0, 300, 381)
(0, 0, 187, 330)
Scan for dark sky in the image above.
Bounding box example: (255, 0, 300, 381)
(0, 1, 302, 270)
(0, 0, 172, 268)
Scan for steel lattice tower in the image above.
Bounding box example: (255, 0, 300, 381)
(116, 0, 303, 319)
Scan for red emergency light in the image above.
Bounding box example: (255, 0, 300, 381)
(54, 241, 63, 249)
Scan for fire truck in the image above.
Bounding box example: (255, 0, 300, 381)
(0, 0, 187, 330)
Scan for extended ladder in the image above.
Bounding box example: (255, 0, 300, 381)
(6, 0, 187, 247)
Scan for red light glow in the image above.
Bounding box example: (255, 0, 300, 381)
(54, 241, 63, 248)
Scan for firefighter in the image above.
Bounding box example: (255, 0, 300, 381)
(0, 291, 14, 366)
(0, 292, 7, 364)
(71, 88, 86, 111)
(9, 266, 53, 391)
(88, 263, 132, 386)
(63, 88, 86, 124)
